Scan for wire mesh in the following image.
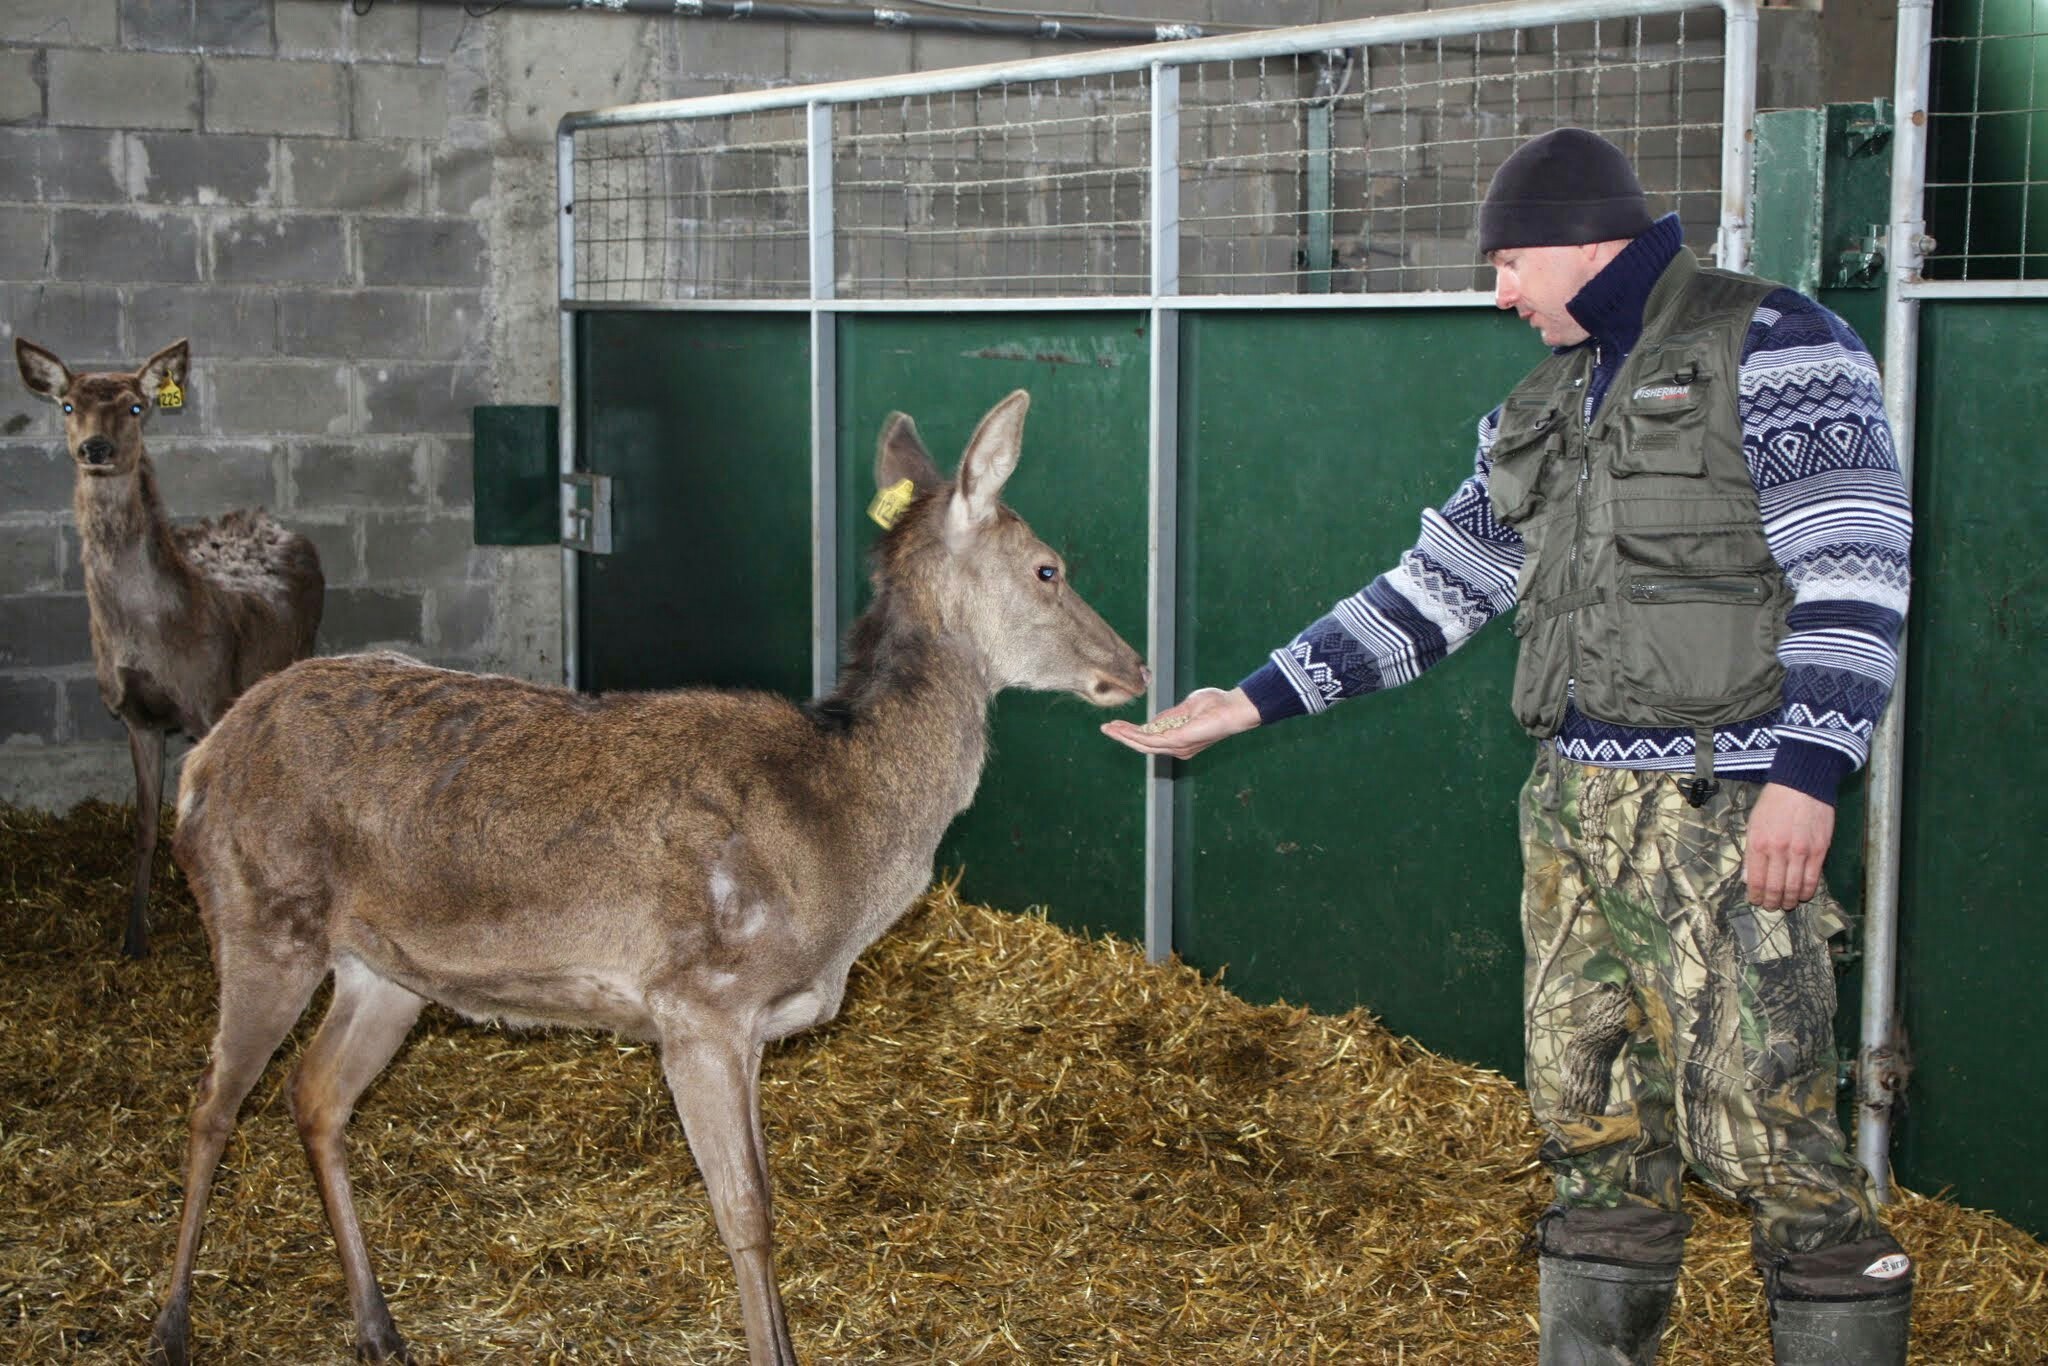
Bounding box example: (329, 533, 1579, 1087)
(1926, 0, 2048, 281)
(566, 7, 1732, 304)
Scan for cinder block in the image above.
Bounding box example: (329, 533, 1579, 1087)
(789, 25, 906, 83)
(0, 674, 60, 744)
(349, 2, 419, 63)
(0, 592, 92, 668)
(359, 217, 486, 287)
(2, 282, 125, 362)
(196, 0, 271, 55)
(0, 442, 78, 516)
(281, 514, 359, 584)
(428, 141, 490, 217)
(122, 0, 198, 51)
(48, 49, 200, 131)
(128, 285, 280, 360)
(360, 363, 487, 437)
(0, 525, 64, 595)
(0, 51, 41, 124)
(364, 513, 482, 584)
(59, 527, 83, 590)
(62, 675, 127, 742)
(2, 1, 117, 47)
(275, 0, 344, 59)
(422, 292, 486, 365)
(203, 57, 346, 137)
(432, 582, 494, 656)
(282, 137, 417, 212)
(206, 361, 352, 437)
(318, 585, 422, 651)
(911, 32, 1035, 74)
(207, 212, 347, 284)
(277, 290, 426, 360)
(353, 64, 447, 142)
(432, 437, 475, 511)
(674, 17, 789, 80)
(290, 440, 425, 509)
(52, 208, 201, 283)
(0, 205, 50, 277)
(149, 439, 282, 515)
(1211, 0, 1318, 26)
(0, 128, 124, 204)
(127, 131, 275, 206)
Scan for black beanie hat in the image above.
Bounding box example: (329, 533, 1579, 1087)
(1478, 128, 1653, 255)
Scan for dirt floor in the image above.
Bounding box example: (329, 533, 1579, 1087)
(2, 801, 2043, 1363)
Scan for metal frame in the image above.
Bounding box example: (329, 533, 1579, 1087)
(556, 0, 1764, 967)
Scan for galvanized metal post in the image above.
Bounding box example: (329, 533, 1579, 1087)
(556, 124, 581, 689)
(1859, 0, 1935, 1202)
(1145, 63, 1181, 965)
(1716, 0, 1759, 272)
(808, 101, 840, 700)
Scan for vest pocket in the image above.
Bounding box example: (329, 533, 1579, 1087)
(1614, 382, 1710, 477)
(1583, 556, 1785, 727)
(1487, 413, 1561, 524)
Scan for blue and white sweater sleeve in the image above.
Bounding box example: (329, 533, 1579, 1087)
(1237, 414, 1526, 723)
(1743, 291, 1913, 803)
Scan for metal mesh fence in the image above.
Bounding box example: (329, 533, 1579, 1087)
(566, 8, 1731, 304)
(1927, 0, 2048, 281)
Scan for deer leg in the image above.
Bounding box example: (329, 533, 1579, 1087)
(150, 945, 327, 1366)
(288, 956, 428, 1364)
(659, 1030, 796, 1366)
(124, 722, 165, 958)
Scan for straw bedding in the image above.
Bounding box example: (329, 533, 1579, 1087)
(2, 801, 2042, 1363)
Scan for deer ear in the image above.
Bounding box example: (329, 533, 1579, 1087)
(15, 339, 72, 402)
(875, 411, 942, 494)
(948, 390, 1029, 540)
(136, 339, 189, 399)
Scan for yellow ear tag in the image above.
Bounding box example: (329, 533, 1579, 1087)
(156, 376, 184, 409)
(867, 477, 916, 529)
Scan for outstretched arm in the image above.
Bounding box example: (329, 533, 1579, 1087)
(1101, 686, 1261, 759)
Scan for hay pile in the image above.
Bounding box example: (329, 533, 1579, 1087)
(2, 801, 2043, 1364)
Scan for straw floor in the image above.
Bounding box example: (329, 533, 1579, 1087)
(2, 801, 2043, 1363)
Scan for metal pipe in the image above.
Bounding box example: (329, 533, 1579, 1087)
(560, 0, 1731, 132)
(1143, 60, 1180, 966)
(1901, 276, 2048, 299)
(806, 100, 840, 702)
(415, 0, 1201, 45)
(556, 126, 581, 690)
(1717, 0, 1759, 272)
(556, 290, 1501, 312)
(1858, 0, 1936, 1202)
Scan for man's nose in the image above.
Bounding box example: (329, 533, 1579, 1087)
(1493, 274, 1516, 310)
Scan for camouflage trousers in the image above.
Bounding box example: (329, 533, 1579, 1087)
(1519, 746, 1883, 1256)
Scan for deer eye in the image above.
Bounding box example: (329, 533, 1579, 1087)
(62, 402, 73, 414)
(1036, 564, 1058, 583)
(130, 403, 144, 415)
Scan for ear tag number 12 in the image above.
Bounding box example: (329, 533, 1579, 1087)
(867, 478, 915, 529)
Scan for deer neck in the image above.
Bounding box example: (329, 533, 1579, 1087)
(74, 454, 192, 620)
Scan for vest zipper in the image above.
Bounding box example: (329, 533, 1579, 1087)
(1564, 345, 1598, 699)
(1625, 576, 1769, 603)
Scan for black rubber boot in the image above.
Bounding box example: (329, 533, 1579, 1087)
(1761, 1233, 1914, 1365)
(1539, 1254, 1679, 1364)
(1533, 1205, 1691, 1365)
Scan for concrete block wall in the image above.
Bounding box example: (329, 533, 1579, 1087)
(1, 0, 1836, 810)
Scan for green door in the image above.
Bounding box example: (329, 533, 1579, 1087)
(835, 313, 1152, 943)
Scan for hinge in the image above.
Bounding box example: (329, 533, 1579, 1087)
(562, 472, 614, 554)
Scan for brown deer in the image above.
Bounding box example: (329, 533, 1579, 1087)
(14, 338, 323, 958)
(148, 390, 1147, 1366)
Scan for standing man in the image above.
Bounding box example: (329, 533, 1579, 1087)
(1104, 128, 1914, 1364)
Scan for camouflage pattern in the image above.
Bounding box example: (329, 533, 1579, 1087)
(1518, 746, 1884, 1257)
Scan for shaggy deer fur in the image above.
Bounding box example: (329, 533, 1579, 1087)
(150, 391, 1147, 1365)
(14, 338, 323, 957)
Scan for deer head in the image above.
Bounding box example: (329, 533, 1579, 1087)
(876, 390, 1147, 707)
(16, 338, 187, 479)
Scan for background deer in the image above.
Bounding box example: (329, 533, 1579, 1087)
(148, 390, 1147, 1366)
(14, 338, 323, 958)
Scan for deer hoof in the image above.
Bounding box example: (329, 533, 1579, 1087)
(147, 1302, 190, 1366)
(354, 1326, 412, 1362)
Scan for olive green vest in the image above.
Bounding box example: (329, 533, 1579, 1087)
(1487, 248, 1786, 756)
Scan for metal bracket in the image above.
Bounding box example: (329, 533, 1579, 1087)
(1843, 97, 1893, 159)
(1835, 223, 1887, 287)
(561, 472, 614, 554)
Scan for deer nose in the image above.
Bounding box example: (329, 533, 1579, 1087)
(78, 437, 114, 465)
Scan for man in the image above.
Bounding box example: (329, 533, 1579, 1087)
(1103, 128, 1914, 1364)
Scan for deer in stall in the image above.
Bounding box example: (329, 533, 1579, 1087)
(14, 338, 323, 958)
(147, 390, 1148, 1365)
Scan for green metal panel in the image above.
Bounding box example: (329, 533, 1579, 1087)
(1753, 105, 1893, 295)
(1174, 311, 1541, 1073)
(835, 314, 1151, 944)
(575, 311, 812, 696)
(472, 404, 559, 546)
(1891, 301, 2048, 1237)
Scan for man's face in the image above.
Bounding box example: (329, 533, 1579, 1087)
(1490, 242, 1606, 347)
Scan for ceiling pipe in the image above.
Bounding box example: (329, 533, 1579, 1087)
(410, 0, 1204, 45)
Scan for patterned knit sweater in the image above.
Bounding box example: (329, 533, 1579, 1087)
(1238, 216, 1913, 806)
